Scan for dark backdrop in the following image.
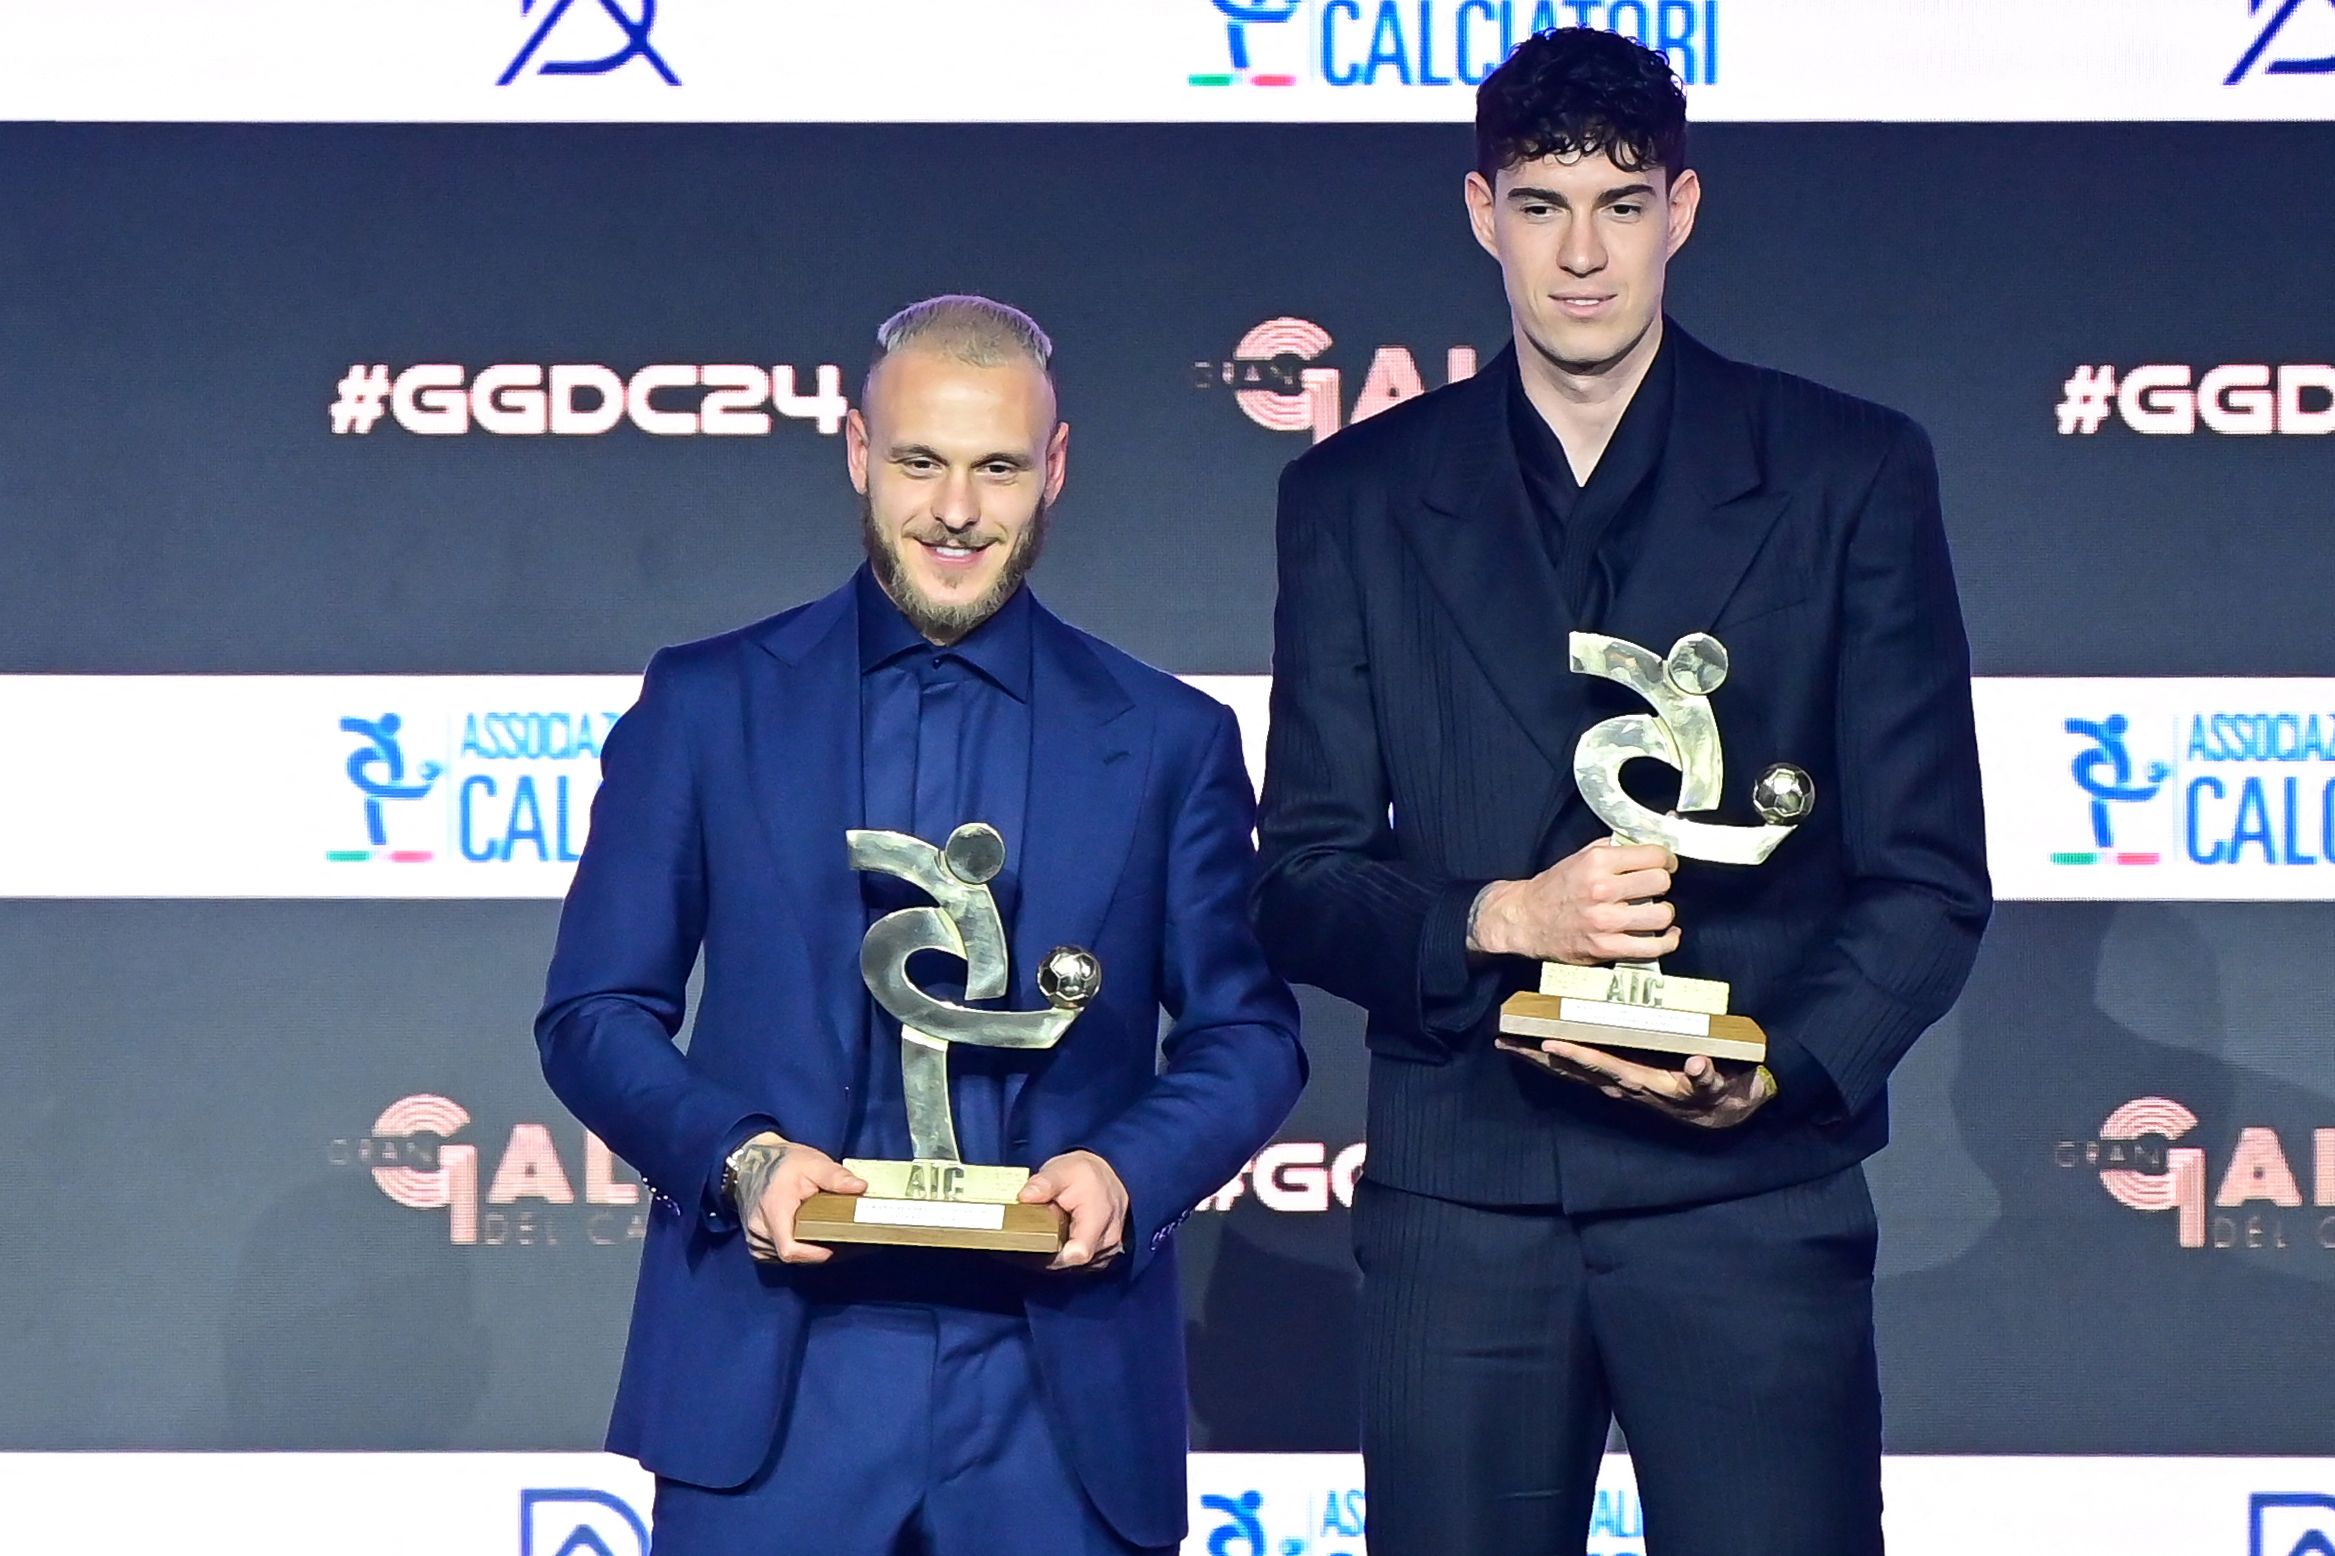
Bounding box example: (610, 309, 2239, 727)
(3, 122, 2330, 1454)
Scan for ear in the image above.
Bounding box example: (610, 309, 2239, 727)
(1463, 169, 1501, 260)
(1664, 167, 1701, 259)
(1043, 420, 1070, 506)
(845, 406, 871, 495)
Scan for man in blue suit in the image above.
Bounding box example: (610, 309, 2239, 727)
(538, 294, 1304, 1555)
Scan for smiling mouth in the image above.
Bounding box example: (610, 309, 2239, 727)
(916, 536, 994, 566)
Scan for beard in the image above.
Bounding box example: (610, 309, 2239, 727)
(861, 493, 1051, 645)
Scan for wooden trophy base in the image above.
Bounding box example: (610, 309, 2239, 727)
(796, 1159, 1067, 1254)
(1499, 961, 1767, 1064)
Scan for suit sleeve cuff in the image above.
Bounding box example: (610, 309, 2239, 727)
(1072, 1133, 1177, 1280)
(1760, 1030, 1846, 1127)
(1418, 878, 1504, 1045)
(700, 1113, 785, 1232)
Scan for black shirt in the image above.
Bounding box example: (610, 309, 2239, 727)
(1507, 330, 1677, 626)
(1418, 336, 1682, 1043)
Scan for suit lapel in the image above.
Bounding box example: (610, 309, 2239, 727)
(1397, 326, 1791, 850)
(1597, 325, 1792, 659)
(1394, 345, 1583, 779)
(742, 579, 865, 1072)
(1534, 324, 1793, 846)
(1010, 601, 1148, 1002)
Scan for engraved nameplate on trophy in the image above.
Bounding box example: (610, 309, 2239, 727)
(1497, 631, 1814, 1064)
(795, 821, 1101, 1254)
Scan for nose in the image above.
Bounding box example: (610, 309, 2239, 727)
(932, 469, 979, 532)
(1559, 210, 1606, 278)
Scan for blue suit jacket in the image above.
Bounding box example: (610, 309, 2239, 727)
(536, 578, 1305, 1547)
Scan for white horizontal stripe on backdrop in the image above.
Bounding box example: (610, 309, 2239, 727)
(0, 1450, 2328, 1554)
(1, 0, 2330, 124)
(4, 675, 2335, 901)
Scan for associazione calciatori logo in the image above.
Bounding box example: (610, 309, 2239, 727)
(1188, 1, 1723, 90)
(332, 705, 626, 868)
(329, 1094, 650, 1248)
(2061, 1096, 2335, 1252)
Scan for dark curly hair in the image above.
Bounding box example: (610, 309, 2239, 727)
(1474, 27, 1687, 186)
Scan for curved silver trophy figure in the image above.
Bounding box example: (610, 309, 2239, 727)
(795, 821, 1101, 1253)
(1498, 630, 1814, 1064)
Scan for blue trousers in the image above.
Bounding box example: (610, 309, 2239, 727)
(651, 1301, 1166, 1556)
(1354, 1166, 1885, 1556)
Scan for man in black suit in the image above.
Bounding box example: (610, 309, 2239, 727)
(1251, 27, 1991, 1556)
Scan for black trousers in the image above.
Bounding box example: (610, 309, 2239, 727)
(1354, 1166, 1883, 1556)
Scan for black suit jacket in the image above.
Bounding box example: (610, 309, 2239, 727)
(1252, 323, 1992, 1211)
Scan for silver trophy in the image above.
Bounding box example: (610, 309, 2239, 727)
(795, 821, 1101, 1253)
(1498, 631, 1813, 1064)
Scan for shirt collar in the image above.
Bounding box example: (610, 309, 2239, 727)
(854, 562, 1034, 702)
(1507, 323, 1677, 497)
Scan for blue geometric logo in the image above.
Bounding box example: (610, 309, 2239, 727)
(2065, 713, 2170, 852)
(2252, 1493, 2335, 1556)
(2228, 0, 2335, 84)
(1217, 1, 1302, 66)
(500, 0, 680, 87)
(519, 1489, 649, 1556)
(335, 713, 442, 863)
(1194, 1, 1304, 87)
(1201, 1487, 1325, 1556)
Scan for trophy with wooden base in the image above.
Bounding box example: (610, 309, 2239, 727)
(1498, 630, 1814, 1065)
(795, 821, 1101, 1254)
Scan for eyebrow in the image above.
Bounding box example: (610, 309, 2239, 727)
(888, 443, 1036, 469)
(1506, 182, 1656, 207)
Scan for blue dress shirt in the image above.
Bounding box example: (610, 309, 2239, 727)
(849, 563, 1036, 1167)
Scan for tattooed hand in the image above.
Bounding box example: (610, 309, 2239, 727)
(728, 1132, 866, 1264)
